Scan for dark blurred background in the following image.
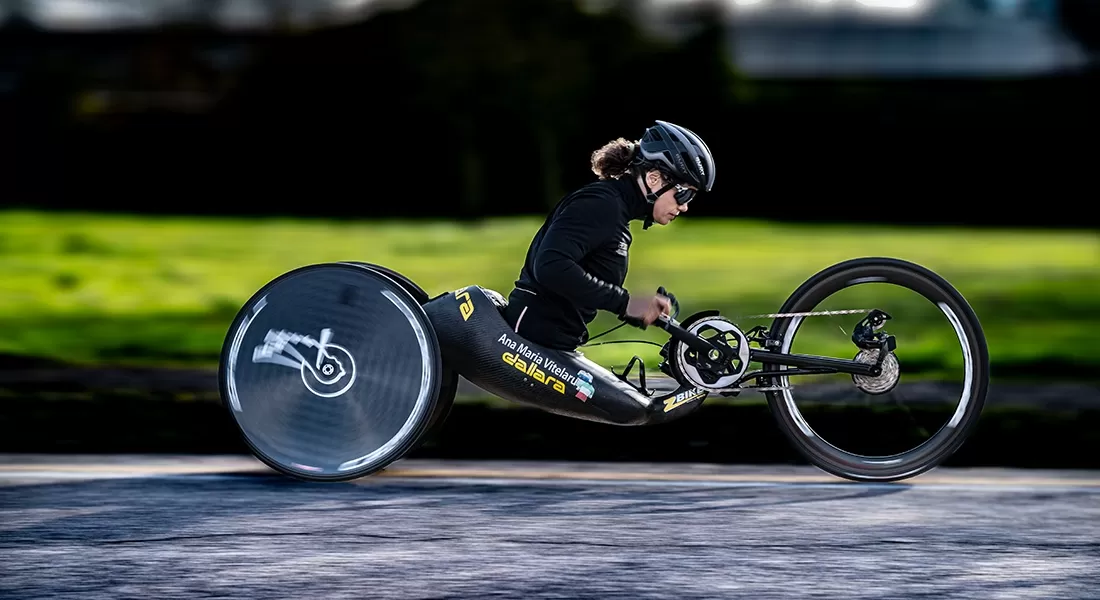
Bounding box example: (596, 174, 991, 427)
(2, 0, 1098, 225)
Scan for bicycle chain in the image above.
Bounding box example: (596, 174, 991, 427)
(736, 308, 873, 320)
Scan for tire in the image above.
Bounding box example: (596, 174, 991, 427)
(763, 257, 990, 483)
(340, 261, 430, 303)
(218, 262, 443, 482)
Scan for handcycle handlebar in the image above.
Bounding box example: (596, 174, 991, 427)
(658, 286, 679, 320)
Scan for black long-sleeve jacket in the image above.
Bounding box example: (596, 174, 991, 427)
(504, 175, 651, 349)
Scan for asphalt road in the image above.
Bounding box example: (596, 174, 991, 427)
(1, 456, 1098, 599)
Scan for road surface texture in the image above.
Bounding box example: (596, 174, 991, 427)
(1, 456, 1098, 599)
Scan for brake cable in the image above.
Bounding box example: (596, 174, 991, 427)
(582, 339, 664, 349)
(584, 321, 626, 343)
(581, 323, 664, 349)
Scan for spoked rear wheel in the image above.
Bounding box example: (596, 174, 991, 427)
(763, 257, 989, 483)
(218, 262, 442, 482)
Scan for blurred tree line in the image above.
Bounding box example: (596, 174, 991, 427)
(1, 0, 1097, 226)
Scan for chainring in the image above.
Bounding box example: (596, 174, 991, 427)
(668, 316, 750, 391)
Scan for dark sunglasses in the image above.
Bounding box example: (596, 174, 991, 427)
(672, 183, 696, 205)
(647, 175, 699, 206)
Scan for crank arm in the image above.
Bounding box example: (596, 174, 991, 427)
(655, 314, 729, 357)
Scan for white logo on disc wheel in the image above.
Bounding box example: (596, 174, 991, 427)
(251, 327, 357, 398)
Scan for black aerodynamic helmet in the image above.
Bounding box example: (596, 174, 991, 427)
(635, 120, 716, 192)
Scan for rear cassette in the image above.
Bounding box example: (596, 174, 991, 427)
(851, 349, 900, 395)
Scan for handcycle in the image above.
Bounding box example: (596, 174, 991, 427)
(218, 257, 989, 484)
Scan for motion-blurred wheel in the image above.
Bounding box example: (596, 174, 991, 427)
(219, 262, 443, 481)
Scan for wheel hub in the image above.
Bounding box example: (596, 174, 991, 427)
(851, 348, 900, 394)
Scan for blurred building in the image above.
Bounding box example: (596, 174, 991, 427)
(1, 0, 1094, 79)
(638, 0, 1093, 76)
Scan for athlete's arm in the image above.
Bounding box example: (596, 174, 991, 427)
(532, 194, 630, 315)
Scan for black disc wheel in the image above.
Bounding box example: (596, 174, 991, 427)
(218, 262, 443, 482)
(763, 257, 989, 483)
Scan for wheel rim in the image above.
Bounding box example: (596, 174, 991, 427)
(222, 264, 439, 479)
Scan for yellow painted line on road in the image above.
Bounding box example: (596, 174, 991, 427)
(377, 468, 841, 484)
(375, 467, 1100, 488)
(0, 464, 263, 475)
(2, 463, 1098, 488)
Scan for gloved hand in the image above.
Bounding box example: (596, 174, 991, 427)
(621, 293, 672, 329)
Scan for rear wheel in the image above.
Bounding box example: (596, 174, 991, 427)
(763, 257, 989, 482)
(219, 262, 443, 481)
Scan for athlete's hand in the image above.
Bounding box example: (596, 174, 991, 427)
(625, 294, 672, 326)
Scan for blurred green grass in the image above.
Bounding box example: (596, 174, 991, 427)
(2, 210, 1097, 378)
